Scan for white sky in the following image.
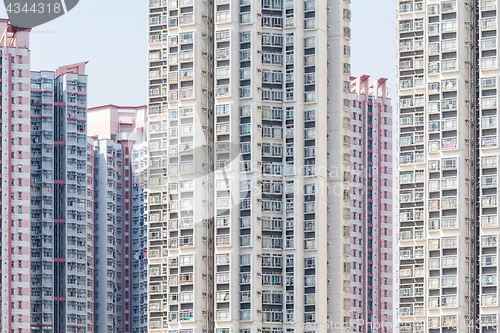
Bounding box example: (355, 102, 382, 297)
(0, 0, 396, 106)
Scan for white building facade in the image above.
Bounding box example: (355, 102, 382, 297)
(397, 0, 499, 331)
(147, 0, 354, 332)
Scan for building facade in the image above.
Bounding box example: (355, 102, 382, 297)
(87, 105, 149, 333)
(397, 0, 499, 331)
(30, 63, 89, 332)
(146, 0, 369, 332)
(0, 18, 150, 333)
(349, 76, 394, 332)
(0, 19, 32, 333)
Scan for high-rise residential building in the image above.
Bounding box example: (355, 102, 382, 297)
(397, 0, 500, 330)
(146, 0, 359, 332)
(349, 76, 394, 331)
(30, 63, 89, 332)
(0, 19, 31, 333)
(0, 18, 149, 333)
(87, 105, 148, 333)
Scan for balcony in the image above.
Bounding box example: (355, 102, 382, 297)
(216, 85, 230, 97)
(482, 215, 498, 228)
(482, 195, 498, 208)
(441, 236, 457, 249)
(482, 136, 497, 148)
(216, 235, 231, 247)
(179, 69, 193, 81)
(482, 235, 497, 247)
(482, 156, 498, 169)
(481, 0, 497, 10)
(168, 90, 178, 102)
(441, 20, 457, 32)
(441, 138, 457, 150)
(304, 239, 316, 250)
(179, 13, 194, 26)
(482, 254, 497, 266)
(481, 294, 498, 307)
(481, 17, 497, 30)
(216, 48, 230, 61)
(179, 88, 194, 100)
(441, 197, 457, 209)
(482, 57, 497, 70)
(482, 274, 497, 287)
(442, 255, 457, 268)
(216, 10, 230, 24)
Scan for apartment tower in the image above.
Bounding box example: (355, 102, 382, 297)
(398, 0, 499, 331)
(146, 0, 360, 332)
(87, 105, 149, 333)
(30, 63, 89, 332)
(349, 76, 394, 332)
(0, 19, 31, 333)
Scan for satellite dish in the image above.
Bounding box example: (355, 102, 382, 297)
(4, 0, 80, 29)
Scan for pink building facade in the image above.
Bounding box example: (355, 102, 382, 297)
(349, 75, 393, 332)
(0, 19, 31, 333)
(87, 105, 148, 333)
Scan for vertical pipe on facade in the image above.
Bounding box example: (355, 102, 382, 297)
(207, 0, 216, 331)
(7, 52, 12, 333)
(471, 1, 480, 331)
